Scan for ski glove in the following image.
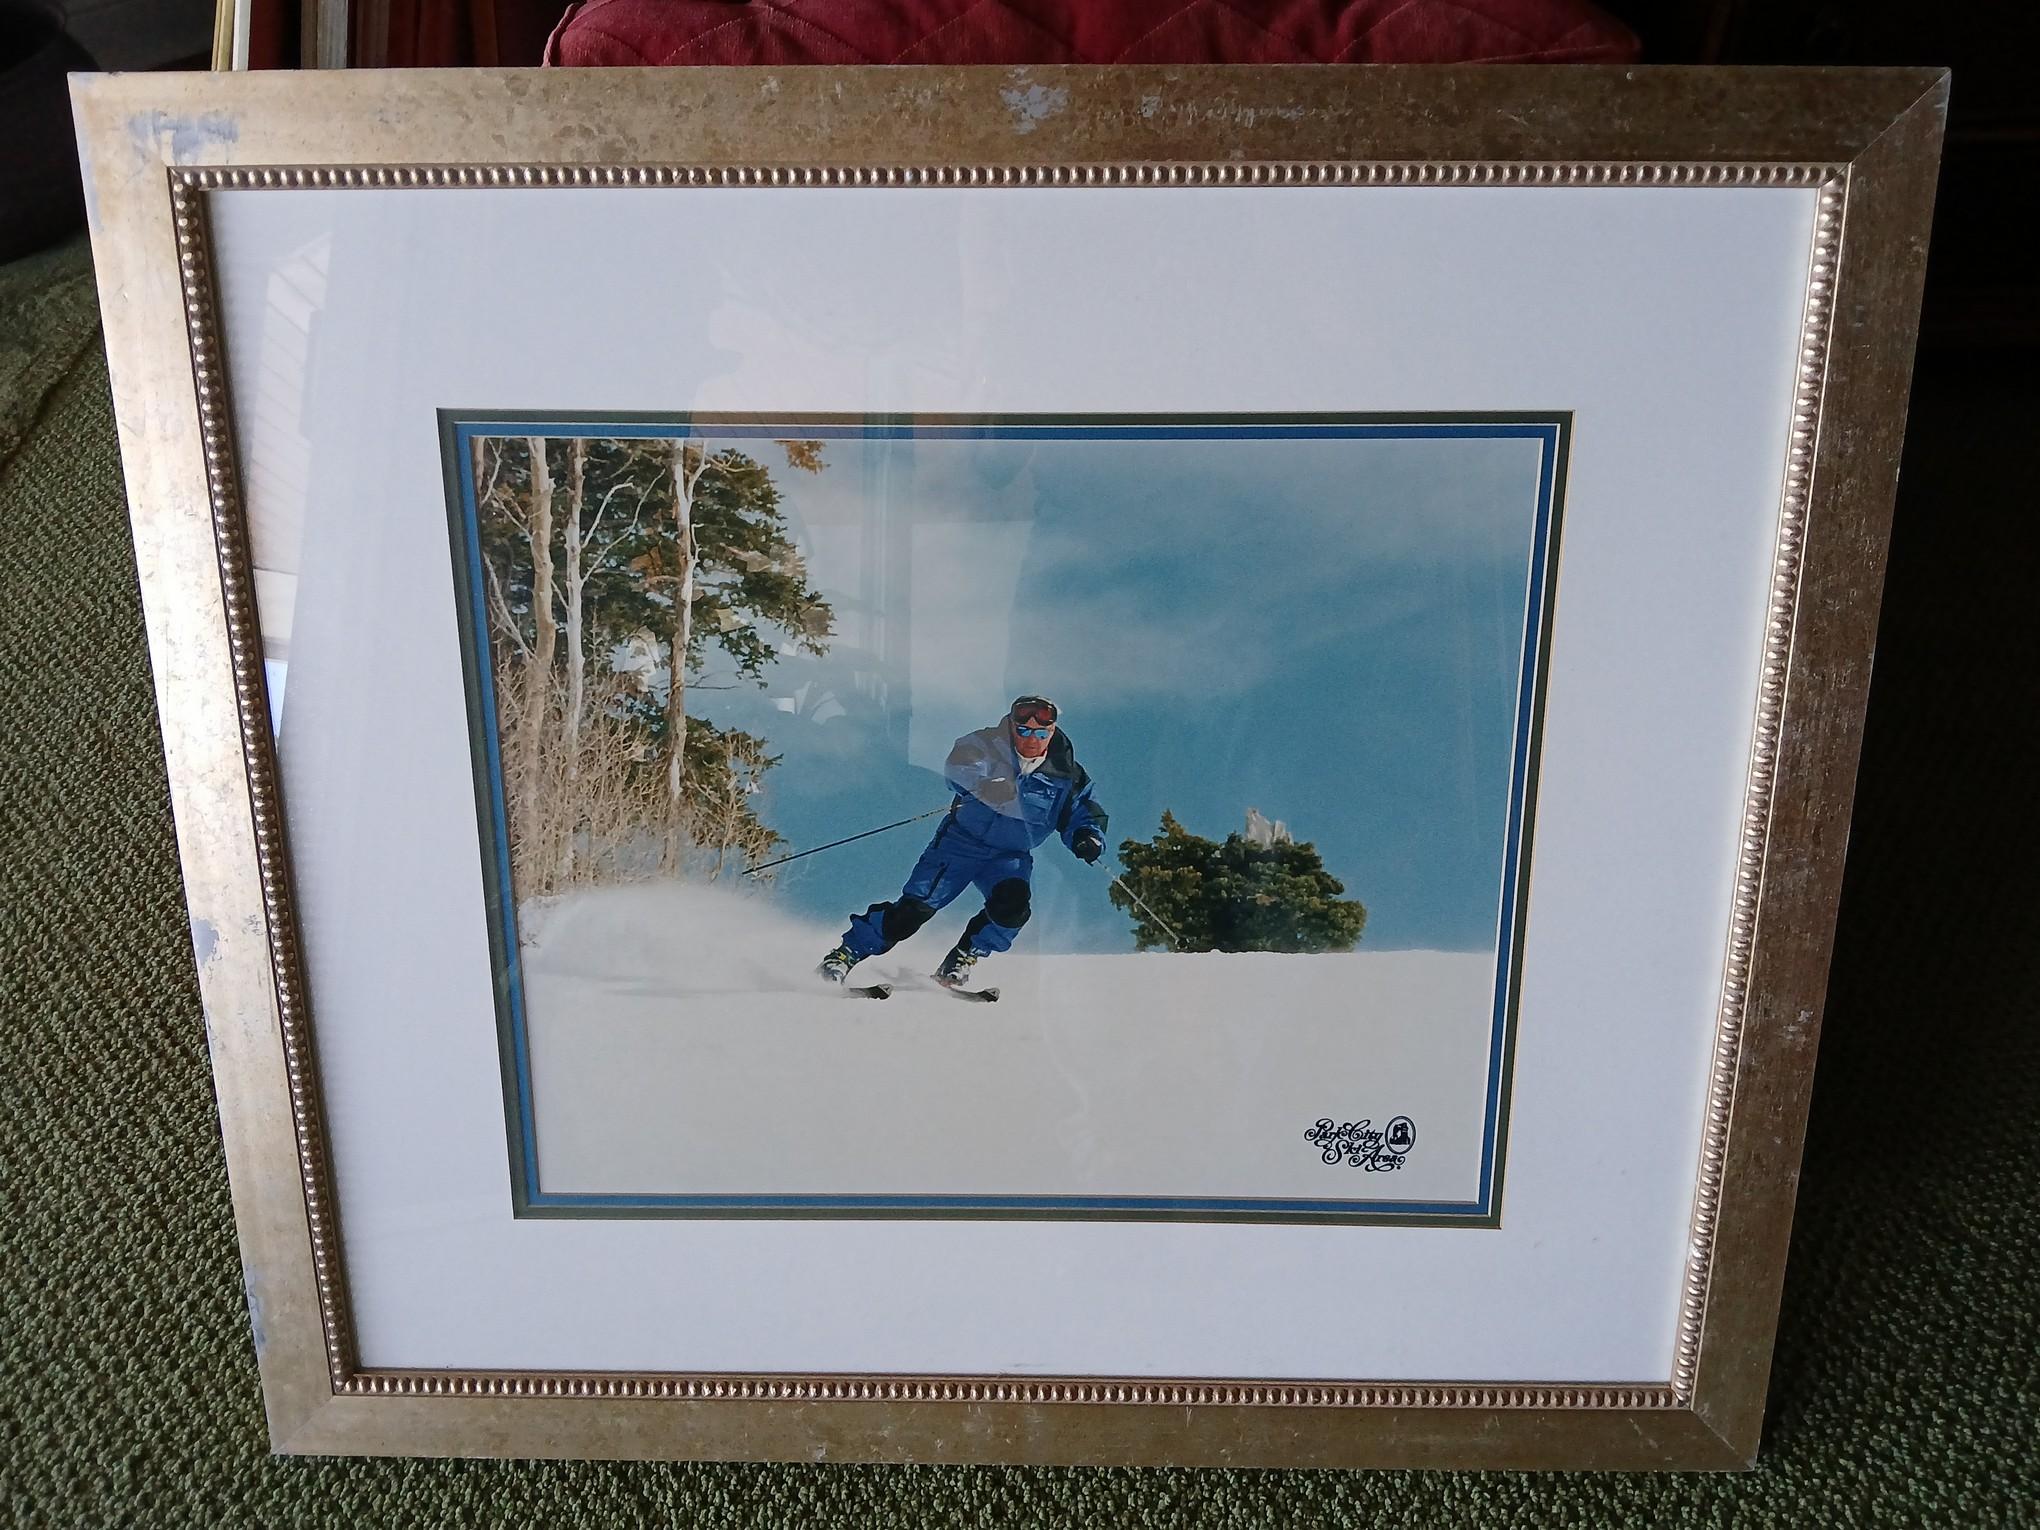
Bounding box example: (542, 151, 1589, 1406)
(1072, 829, 1105, 864)
(975, 776, 1017, 806)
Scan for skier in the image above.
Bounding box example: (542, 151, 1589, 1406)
(818, 695, 1108, 991)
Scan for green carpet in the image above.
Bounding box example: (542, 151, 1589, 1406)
(2, 239, 2034, 1526)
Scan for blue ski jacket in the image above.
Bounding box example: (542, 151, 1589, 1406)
(941, 725, 1108, 857)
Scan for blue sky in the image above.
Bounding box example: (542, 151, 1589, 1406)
(680, 423, 1551, 955)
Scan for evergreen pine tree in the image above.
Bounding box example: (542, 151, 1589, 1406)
(1110, 811, 1367, 953)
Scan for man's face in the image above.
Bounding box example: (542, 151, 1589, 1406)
(1011, 711, 1056, 759)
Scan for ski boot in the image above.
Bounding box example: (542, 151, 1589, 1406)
(933, 941, 981, 989)
(816, 944, 859, 984)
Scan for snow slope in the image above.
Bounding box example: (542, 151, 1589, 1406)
(519, 884, 1500, 1205)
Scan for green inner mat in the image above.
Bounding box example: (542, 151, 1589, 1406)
(3, 238, 2033, 1524)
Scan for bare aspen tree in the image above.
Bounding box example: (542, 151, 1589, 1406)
(563, 439, 588, 757)
(662, 439, 708, 869)
(558, 439, 588, 882)
(659, 437, 824, 870)
(520, 438, 557, 833)
(563, 457, 655, 779)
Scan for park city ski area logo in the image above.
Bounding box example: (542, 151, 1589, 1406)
(1305, 1116, 1416, 1171)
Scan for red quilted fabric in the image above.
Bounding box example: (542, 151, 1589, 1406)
(547, 0, 1641, 68)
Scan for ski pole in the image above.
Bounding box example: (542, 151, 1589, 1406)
(744, 805, 952, 876)
(1109, 871, 1186, 951)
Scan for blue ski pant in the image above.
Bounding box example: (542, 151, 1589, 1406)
(842, 825, 1033, 961)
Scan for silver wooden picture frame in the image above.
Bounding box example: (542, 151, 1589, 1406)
(71, 64, 1946, 1468)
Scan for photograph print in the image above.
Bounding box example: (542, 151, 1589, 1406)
(440, 413, 1565, 1224)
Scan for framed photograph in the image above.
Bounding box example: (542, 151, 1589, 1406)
(442, 407, 1559, 1226)
(71, 64, 1945, 1468)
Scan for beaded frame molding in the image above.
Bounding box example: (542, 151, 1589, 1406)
(74, 66, 1946, 1469)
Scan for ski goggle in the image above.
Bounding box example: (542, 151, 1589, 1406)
(1010, 697, 1058, 728)
(1014, 724, 1054, 739)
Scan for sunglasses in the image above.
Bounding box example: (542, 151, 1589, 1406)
(1014, 723, 1054, 739)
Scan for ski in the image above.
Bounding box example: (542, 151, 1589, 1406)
(845, 983, 893, 1000)
(933, 983, 1000, 1003)
(897, 969, 1002, 1003)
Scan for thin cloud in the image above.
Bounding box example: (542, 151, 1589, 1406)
(771, 430, 1543, 734)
